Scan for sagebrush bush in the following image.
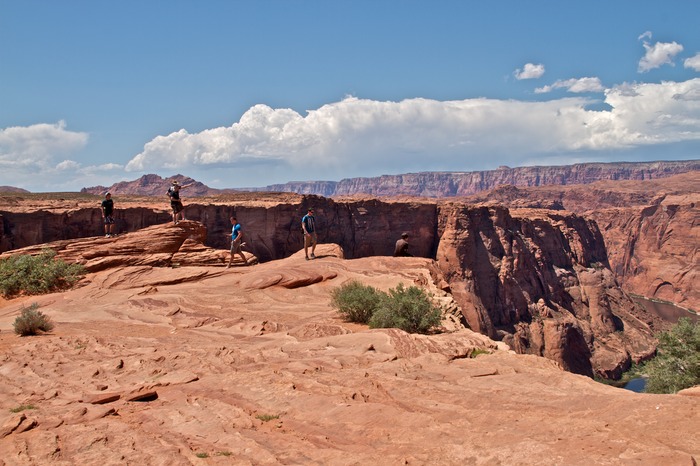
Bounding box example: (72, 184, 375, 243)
(13, 303, 55, 336)
(330, 280, 386, 324)
(369, 283, 442, 334)
(645, 317, 700, 394)
(0, 249, 85, 298)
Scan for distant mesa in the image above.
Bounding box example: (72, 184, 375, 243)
(80, 174, 236, 197)
(81, 160, 699, 198)
(0, 186, 30, 194)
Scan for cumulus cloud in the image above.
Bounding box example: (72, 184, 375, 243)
(126, 78, 700, 184)
(514, 63, 545, 80)
(535, 77, 605, 94)
(638, 37, 684, 72)
(685, 53, 700, 72)
(0, 122, 128, 191)
(0, 121, 88, 168)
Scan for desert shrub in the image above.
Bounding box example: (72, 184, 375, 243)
(13, 303, 55, 336)
(0, 249, 85, 298)
(645, 317, 700, 394)
(9, 404, 36, 413)
(330, 280, 386, 324)
(369, 283, 442, 334)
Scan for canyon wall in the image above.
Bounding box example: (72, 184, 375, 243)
(0, 196, 659, 378)
(468, 172, 699, 311)
(255, 160, 699, 197)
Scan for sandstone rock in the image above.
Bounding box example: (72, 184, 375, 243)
(470, 171, 700, 311)
(0, 245, 698, 464)
(82, 392, 121, 404)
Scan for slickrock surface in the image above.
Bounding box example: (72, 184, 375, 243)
(1, 244, 698, 465)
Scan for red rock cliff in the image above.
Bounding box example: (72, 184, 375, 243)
(469, 172, 699, 311)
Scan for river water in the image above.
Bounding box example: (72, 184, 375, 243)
(633, 297, 699, 324)
(622, 297, 698, 392)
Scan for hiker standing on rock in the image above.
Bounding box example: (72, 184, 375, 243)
(167, 180, 193, 225)
(101, 192, 116, 237)
(302, 208, 317, 260)
(226, 216, 247, 268)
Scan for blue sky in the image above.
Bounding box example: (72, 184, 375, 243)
(1, 0, 699, 192)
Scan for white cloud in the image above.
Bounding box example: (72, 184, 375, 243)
(0, 123, 130, 191)
(125, 78, 700, 184)
(638, 40, 684, 72)
(55, 160, 81, 171)
(514, 63, 545, 80)
(685, 53, 700, 72)
(535, 77, 605, 94)
(0, 121, 88, 168)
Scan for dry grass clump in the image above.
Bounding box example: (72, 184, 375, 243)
(13, 303, 54, 336)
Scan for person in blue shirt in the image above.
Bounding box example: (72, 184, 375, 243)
(301, 208, 317, 260)
(226, 216, 247, 268)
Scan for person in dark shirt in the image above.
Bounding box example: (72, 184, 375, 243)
(167, 180, 194, 225)
(101, 192, 115, 237)
(394, 232, 412, 257)
(301, 208, 317, 260)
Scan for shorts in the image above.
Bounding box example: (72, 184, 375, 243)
(171, 201, 184, 214)
(103, 215, 115, 225)
(230, 238, 242, 253)
(304, 231, 317, 247)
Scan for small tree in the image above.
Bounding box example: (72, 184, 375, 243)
(13, 303, 55, 336)
(645, 317, 700, 394)
(369, 283, 442, 334)
(330, 280, 386, 324)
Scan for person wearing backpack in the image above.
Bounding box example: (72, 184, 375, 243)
(167, 180, 193, 225)
(226, 216, 247, 268)
(301, 208, 317, 260)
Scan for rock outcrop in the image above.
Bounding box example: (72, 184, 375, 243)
(435, 204, 658, 378)
(0, 221, 254, 272)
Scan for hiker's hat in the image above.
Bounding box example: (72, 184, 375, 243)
(172, 180, 180, 186)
